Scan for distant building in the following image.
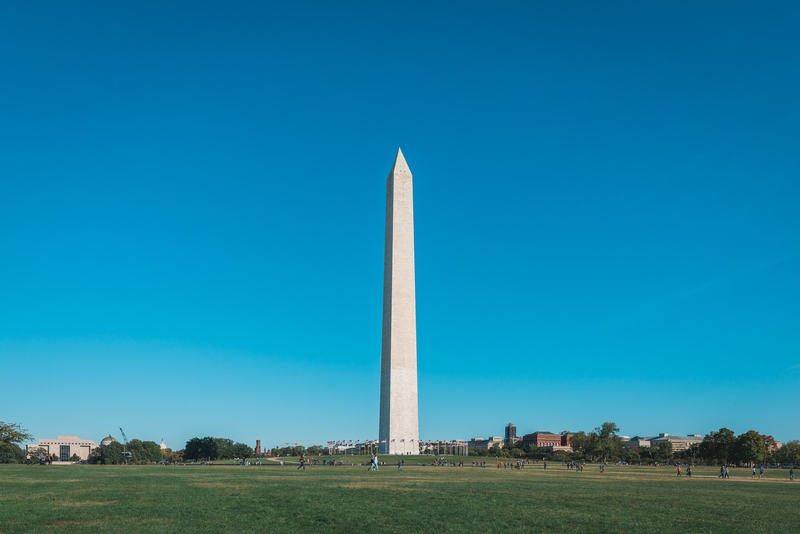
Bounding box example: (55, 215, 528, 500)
(648, 433, 703, 452)
(100, 435, 117, 447)
(26, 436, 98, 462)
(505, 423, 517, 443)
(522, 431, 571, 451)
(255, 439, 261, 455)
(470, 437, 504, 450)
(624, 433, 703, 451)
(160, 439, 168, 451)
(624, 436, 651, 448)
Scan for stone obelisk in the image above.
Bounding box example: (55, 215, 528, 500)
(379, 148, 419, 455)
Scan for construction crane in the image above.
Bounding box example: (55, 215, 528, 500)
(119, 427, 134, 464)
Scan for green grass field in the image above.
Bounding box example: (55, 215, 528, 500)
(1, 462, 797, 533)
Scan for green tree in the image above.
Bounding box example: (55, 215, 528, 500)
(733, 430, 766, 466)
(698, 434, 713, 462)
(231, 442, 255, 459)
(780, 440, 800, 464)
(214, 438, 236, 459)
(638, 446, 655, 462)
(502, 442, 517, 455)
(654, 442, 674, 463)
(306, 445, 326, 456)
(568, 431, 594, 460)
(762, 435, 779, 464)
(595, 422, 623, 462)
(88, 441, 125, 464)
(551, 449, 571, 462)
(126, 439, 163, 464)
(0, 421, 33, 446)
(681, 443, 701, 464)
(184, 437, 219, 461)
(621, 447, 641, 464)
(699, 428, 735, 465)
(716, 428, 736, 464)
(273, 445, 306, 457)
(0, 442, 26, 463)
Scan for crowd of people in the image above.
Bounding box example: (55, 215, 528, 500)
(25, 453, 56, 465)
(269, 453, 797, 481)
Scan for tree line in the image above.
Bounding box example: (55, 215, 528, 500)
(182, 441, 328, 460)
(87, 439, 180, 465)
(696, 428, 800, 466)
(268, 444, 326, 457)
(4, 419, 800, 466)
(182, 437, 255, 461)
(480, 422, 800, 466)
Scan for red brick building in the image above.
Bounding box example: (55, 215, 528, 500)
(522, 431, 561, 448)
(522, 431, 573, 451)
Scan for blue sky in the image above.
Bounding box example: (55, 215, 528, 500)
(1, 1, 798, 450)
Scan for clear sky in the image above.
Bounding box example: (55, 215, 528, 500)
(1, 1, 798, 450)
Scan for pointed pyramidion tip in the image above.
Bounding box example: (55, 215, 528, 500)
(391, 147, 411, 175)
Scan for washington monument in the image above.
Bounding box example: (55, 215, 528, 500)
(379, 148, 419, 455)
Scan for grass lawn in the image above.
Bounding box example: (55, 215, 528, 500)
(1, 462, 797, 533)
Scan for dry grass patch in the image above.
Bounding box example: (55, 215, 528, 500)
(58, 500, 117, 507)
(188, 481, 242, 488)
(49, 519, 112, 527)
(13, 478, 86, 485)
(343, 481, 424, 490)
